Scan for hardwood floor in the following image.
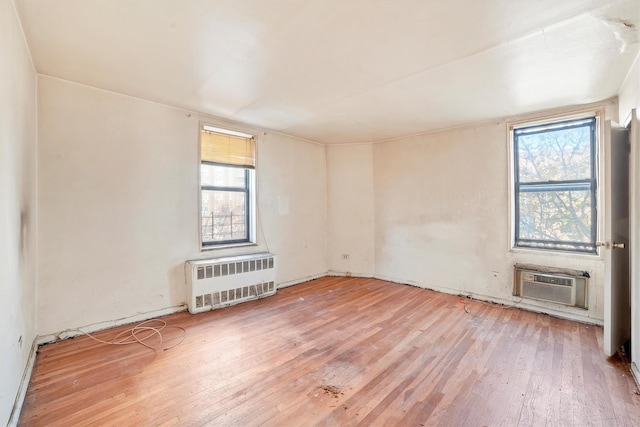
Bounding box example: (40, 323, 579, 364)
(19, 277, 640, 426)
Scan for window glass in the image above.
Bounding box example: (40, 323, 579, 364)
(518, 189, 593, 243)
(201, 164, 247, 188)
(200, 124, 255, 247)
(201, 189, 248, 243)
(513, 117, 597, 253)
(516, 121, 592, 182)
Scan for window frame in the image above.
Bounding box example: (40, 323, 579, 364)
(199, 122, 257, 250)
(511, 115, 599, 254)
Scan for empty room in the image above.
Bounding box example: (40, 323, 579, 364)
(3, 0, 640, 425)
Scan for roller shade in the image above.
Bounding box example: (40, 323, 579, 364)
(201, 127, 255, 168)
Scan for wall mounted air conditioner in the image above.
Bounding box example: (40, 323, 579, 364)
(513, 266, 588, 309)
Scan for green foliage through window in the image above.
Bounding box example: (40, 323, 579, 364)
(513, 117, 597, 253)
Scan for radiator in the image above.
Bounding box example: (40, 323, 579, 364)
(185, 253, 277, 314)
(513, 265, 588, 309)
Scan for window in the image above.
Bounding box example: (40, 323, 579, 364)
(200, 124, 256, 247)
(513, 117, 597, 253)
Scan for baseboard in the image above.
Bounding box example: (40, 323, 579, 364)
(282, 272, 603, 325)
(37, 274, 339, 344)
(327, 270, 374, 278)
(9, 272, 614, 426)
(278, 271, 375, 287)
(277, 272, 328, 289)
(7, 338, 38, 427)
(37, 304, 188, 345)
(374, 273, 604, 326)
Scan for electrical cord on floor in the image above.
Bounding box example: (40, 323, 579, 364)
(69, 318, 186, 351)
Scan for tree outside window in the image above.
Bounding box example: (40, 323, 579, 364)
(513, 117, 597, 253)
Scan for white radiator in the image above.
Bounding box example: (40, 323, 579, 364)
(185, 253, 277, 314)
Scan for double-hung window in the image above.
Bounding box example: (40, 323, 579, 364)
(200, 124, 255, 247)
(513, 116, 597, 253)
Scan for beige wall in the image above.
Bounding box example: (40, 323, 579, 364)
(372, 100, 619, 324)
(326, 144, 375, 276)
(36, 76, 327, 337)
(4, 3, 639, 420)
(0, 0, 37, 424)
(322, 99, 620, 324)
(373, 122, 513, 301)
(257, 131, 328, 286)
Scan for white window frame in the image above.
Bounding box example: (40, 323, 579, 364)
(508, 110, 603, 256)
(198, 122, 257, 250)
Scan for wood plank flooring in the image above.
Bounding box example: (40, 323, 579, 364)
(19, 277, 640, 426)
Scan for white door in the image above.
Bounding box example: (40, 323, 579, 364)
(603, 120, 631, 357)
(628, 110, 640, 377)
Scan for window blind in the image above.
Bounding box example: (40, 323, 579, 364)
(201, 128, 255, 168)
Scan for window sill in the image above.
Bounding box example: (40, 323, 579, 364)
(201, 242, 258, 252)
(509, 246, 603, 261)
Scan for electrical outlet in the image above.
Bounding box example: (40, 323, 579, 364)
(342, 254, 350, 260)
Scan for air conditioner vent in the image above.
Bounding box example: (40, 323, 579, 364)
(532, 274, 573, 287)
(514, 267, 587, 309)
(521, 279, 574, 305)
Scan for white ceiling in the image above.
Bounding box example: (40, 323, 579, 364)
(15, 0, 640, 143)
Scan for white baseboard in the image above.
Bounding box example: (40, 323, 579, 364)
(327, 270, 374, 278)
(38, 273, 340, 345)
(10, 304, 187, 425)
(277, 272, 328, 288)
(9, 273, 613, 426)
(374, 273, 604, 326)
(37, 304, 188, 345)
(8, 338, 38, 427)
(280, 272, 603, 325)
